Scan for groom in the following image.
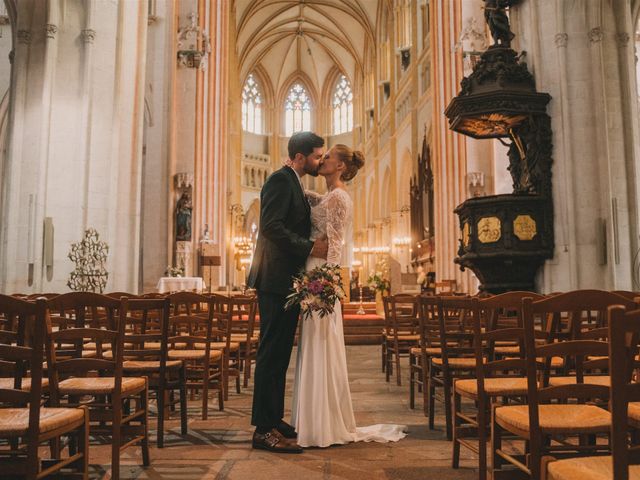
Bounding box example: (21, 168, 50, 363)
(247, 131, 328, 453)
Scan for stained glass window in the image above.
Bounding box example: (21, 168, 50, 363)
(332, 75, 353, 134)
(242, 74, 262, 134)
(284, 83, 311, 136)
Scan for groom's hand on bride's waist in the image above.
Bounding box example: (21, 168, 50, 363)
(310, 237, 328, 259)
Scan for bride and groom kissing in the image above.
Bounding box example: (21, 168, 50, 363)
(247, 131, 406, 453)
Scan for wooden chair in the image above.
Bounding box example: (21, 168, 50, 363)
(221, 294, 258, 388)
(210, 294, 244, 400)
(46, 293, 150, 480)
(383, 294, 420, 386)
(0, 295, 89, 479)
(428, 296, 476, 440)
(544, 305, 640, 480)
(118, 297, 188, 448)
(452, 292, 543, 480)
(167, 292, 224, 419)
(491, 294, 615, 480)
(409, 294, 440, 415)
(381, 296, 391, 374)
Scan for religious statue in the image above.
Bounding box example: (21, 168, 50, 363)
(484, 0, 519, 48)
(176, 191, 192, 241)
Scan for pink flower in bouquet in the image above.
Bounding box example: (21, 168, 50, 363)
(308, 280, 323, 294)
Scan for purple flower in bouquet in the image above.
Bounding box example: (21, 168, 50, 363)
(285, 263, 346, 319)
(308, 280, 323, 294)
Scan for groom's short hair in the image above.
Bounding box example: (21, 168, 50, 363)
(288, 131, 324, 160)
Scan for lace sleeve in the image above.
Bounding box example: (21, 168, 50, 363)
(305, 190, 325, 207)
(326, 190, 350, 265)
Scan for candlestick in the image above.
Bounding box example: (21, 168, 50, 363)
(357, 284, 365, 315)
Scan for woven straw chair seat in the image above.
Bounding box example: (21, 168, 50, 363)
(495, 404, 611, 435)
(230, 334, 258, 343)
(494, 345, 520, 355)
(0, 407, 85, 436)
(455, 377, 528, 397)
(0, 377, 49, 391)
(431, 357, 481, 369)
(546, 455, 640, 480)
(548, 376, 610, 387)
(174, 342, 240, 351)
(504, 356, 564, 368)
(123, 360, 183, 371)
(58, 377, 146, 395)
(626, 402, 640, 428)
(168, 349, 223, 361)
(384, 333, 419, 341)
(410, 347, 441, 356)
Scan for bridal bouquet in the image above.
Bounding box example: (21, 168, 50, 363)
(285, 264, 346, 319)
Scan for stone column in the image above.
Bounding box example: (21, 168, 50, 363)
(512, 0, 639, 291)
(0, 0, 148, 294)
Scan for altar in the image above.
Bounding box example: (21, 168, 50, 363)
(156, 276, 205, 293)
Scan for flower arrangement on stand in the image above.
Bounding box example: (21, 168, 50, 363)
(368, 255, 391, 315)
(165, 265, 185, 277)
(367, 272, 391, 296)
(285, 264, 346, 320)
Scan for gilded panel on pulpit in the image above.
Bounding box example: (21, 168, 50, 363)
(513, 215, 537, 241)
(477, 217, 501, 243)
(462, 222, 470, 247)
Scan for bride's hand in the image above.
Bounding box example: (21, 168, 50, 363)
(310, 237, 328, 259)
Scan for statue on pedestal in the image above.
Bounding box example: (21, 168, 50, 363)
(176, 191, 192, 241)
(484, 0, 520, 48)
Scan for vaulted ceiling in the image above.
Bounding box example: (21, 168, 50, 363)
(235, 0, 379, 104)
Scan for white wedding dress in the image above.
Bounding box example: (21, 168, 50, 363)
(291, 187, 407, 448)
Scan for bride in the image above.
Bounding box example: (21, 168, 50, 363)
(291, 144, 407, 448)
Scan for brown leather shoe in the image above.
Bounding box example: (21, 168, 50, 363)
(277, 420, 298, 439)
(252, 429, 303, 453)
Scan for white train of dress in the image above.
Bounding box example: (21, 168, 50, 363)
(291, 188, 407, 447)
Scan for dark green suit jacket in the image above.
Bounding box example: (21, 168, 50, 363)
(247, 167, 314, 296)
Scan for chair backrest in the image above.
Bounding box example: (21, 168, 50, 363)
(608, 305, 640, 480)
(105, 291, 139, 299)
(25, 293, 59, 301)
(384, 294, 419, 337)
(478, 290, 544, 331)
(0, 295, 47, 463)
(121, 297, 170, 366)
(417, 295, 440, 351)
(536, 290, 636, 340)
(0, 295, 46, 405)
(45, 293, 125, 398)
(167, 292, 217, 358)
(213, 294, 258, 341)
(611, 290, 640, 301)
(524, 294, 614, 402)
(474, 293, 546, 378)
(437, 296, 475, 370)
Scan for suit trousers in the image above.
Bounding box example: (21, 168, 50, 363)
(251, 290, 300, 428)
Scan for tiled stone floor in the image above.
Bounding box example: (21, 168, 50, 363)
(89, 346, 478, 479)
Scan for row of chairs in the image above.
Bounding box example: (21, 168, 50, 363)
(381, 289, 640, 479)
(0, 291, 258, 479)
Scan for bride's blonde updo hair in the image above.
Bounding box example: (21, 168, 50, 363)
(333, 144, 365, 182)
